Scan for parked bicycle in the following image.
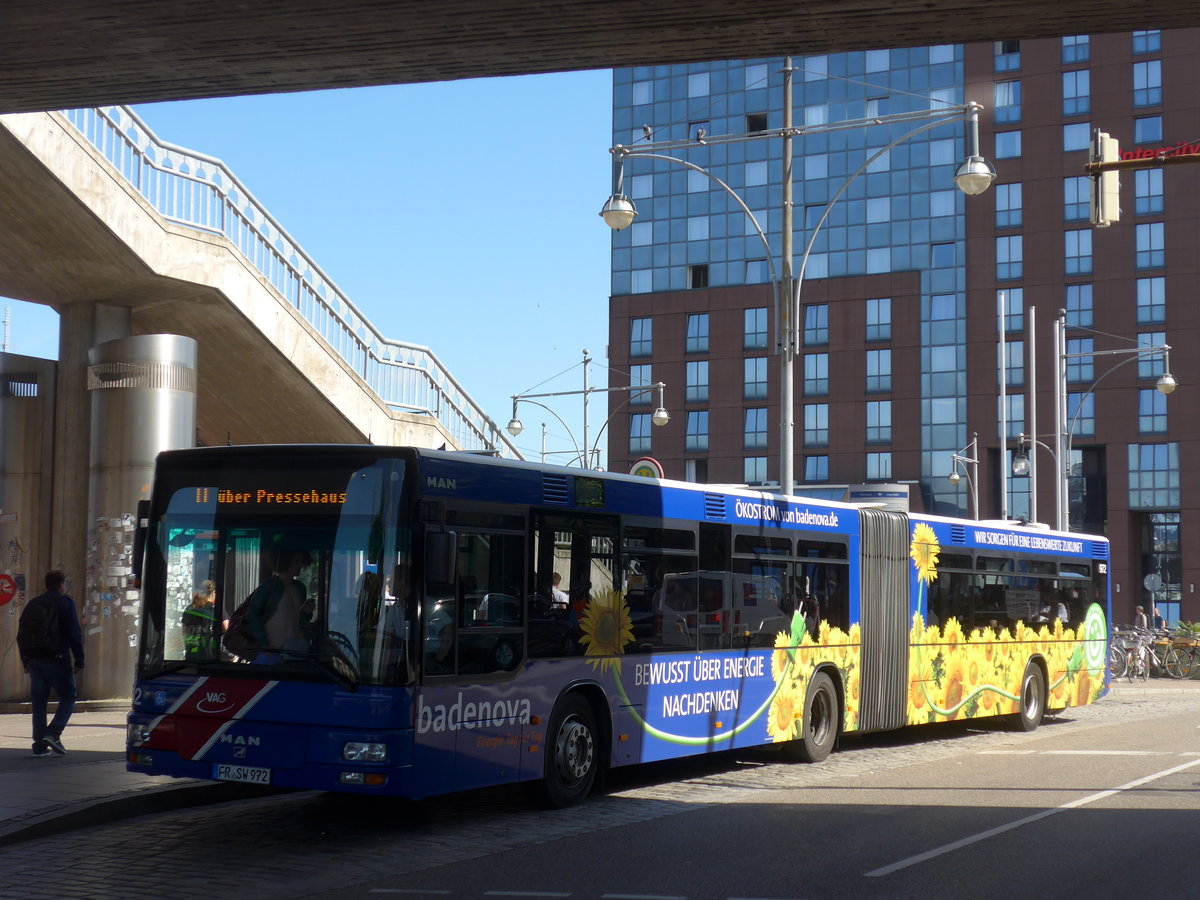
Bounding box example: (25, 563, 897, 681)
(1110, 626, 1170, 681)
(1163, 628, 1200, 679)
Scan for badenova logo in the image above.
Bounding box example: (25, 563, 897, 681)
(416, 692, 532, 733)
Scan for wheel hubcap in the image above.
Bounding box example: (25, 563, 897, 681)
(555, 716, 594, 783)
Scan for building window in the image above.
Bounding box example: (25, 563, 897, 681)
(630, 317, 652, 357)
(804, 404, 829, 446)
(866, 401, 892, 443)
(1062, 70, 1090, 116)
(1063, 176, 1089, 221)
(744, 456, 767, 485)
(930, 190, 956, 217)
(1133, 60, 1162, 107)
(1065, 284, 1093, 328)
(1128, 442, 1179, 509)
(931, 242, 955, 267)
(745, 63, 768, 89)
(632, 81, 652, 105)
(1139, 389, 1168, 434)
(686, 314, 709, 352)
(1001, 288, 1023, 333)
(1135, 115, 1163, 144)
(745, 259, 769, 283)
(745, 160, 768, 186)
(745, 307, 768, 349)
(686, 360, 709, 403)
(1065, 229, 1093, 275)
(744, 357, 768, 400)
(804, 455, 829, 482)
(865, 96, 889, 117)
(1065, 338, 1094, 383)
(1136, 222, 1165, 269)
(996, 235, 1023, 280)
(1062, 123, 1089, 152)
(744, 408, 768, 449)
(866, 297, 891, 341)
(688, 264, 709, 289)
(1004, 394, 1025, 440)
(629, 364, 653, 406)
(1067, 392, 1095, 438)
(1135, 169, 1164, 215)
(804, 353, 829, 396)
(1136, 277, 1166, 325)
(630, 221, 652, 246)
(866, 452, 892, 481)
(995, 183, 1022, 228)
(746, 112, 768, 133)
(1062, 35, 1090, 64)
(994, 80, 1021, 124)
(631, 270, 652, 293)
(685, 411, 708, 452)
(804, 304, 828, 346)
(1133, 30, 1161, 54)
(866, 349, 891, 392)
(994, 40, 1020, 72)
(687, 217, 709, 242)
(629, 414, 651, 454)
(995, 131, 1022, 159)
(688, 72, 709, 97)
(1005, 340, 1025, 387)
(1139, 332, 1167, 379)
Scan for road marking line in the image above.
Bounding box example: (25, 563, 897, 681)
(369, 891, 451, 895)
(864, 756, 1200, 878)
(603, 895, 689, 899)
(1041, 750, 1171, 755)
(485, 893, 572, 898)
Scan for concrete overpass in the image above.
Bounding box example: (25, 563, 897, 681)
(0, 106, 513, 697)
(3, 1, 1199, 113)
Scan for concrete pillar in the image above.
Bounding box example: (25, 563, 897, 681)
(0, 353, 56, 702)
(49, 303, 131, 698)
(83, 333, 196, 699)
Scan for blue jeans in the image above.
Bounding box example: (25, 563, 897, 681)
(28, 656, 78, 745)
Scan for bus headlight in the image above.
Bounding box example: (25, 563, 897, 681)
(342, 741, 387, 762)
(128, 722, 153, 744)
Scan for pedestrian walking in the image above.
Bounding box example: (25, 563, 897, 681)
(16, 570, 85, 757)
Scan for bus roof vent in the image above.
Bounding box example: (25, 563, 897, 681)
(704, 493, 727, 519)
(1091, 541, 1109, 560)
(542, 473, 570, 505)
(950, 524, 968, 545)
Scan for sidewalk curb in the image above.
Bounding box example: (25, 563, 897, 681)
(0, 700, 130, 715)
(0, 778, 291, 848)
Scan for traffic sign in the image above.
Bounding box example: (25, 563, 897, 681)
(0, 573, 16, 606)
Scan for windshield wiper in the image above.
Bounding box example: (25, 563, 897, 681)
(292, 649, 359, 692)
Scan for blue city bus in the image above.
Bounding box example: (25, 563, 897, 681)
(127, 446, 1111, 806)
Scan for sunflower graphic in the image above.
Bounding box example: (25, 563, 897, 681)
(910, 523, 940, 584)
(578, 588, 635, 674)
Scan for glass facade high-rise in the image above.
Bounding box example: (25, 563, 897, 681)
(606, 31, 1200, 626)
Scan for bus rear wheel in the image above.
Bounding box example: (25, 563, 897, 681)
(1016, 662, 1045, 732)
(791, 671, 839, 763)
(540, 694, 599, 808)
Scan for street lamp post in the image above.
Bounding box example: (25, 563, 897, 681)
(948, 432, 980, 521)
(1052, 308, 1177, 531)
(506, 349, 669, 469)
(1011, 432, 1056, 524)
(602, 62, 994, 494)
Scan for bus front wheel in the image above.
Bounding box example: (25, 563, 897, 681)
(1016, 662, 1045, 732)
(792, 671, 839, 763)
(540, 694, 599, 807)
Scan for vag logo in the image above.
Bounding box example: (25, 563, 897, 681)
(195, 691, 235, 714)
(426, 476, 457, 490)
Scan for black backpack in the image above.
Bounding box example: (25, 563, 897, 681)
(17, 594, 61, 659)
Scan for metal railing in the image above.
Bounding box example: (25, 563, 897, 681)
(61, 106, 519, 458)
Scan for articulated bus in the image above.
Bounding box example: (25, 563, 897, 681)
(127, 446, 1111, 806)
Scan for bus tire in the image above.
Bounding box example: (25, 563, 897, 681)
(1016, 662, 1045, 732)
(540, 694, 599, 807)
(793, 671, 838, 763)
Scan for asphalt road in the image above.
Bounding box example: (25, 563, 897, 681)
(1, 684, 1197, 899)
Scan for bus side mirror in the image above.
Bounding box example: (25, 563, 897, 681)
(131, 499, 150, 581)
(425, 531, 458, 586)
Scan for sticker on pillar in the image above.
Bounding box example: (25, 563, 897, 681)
(0, 573, 17, 606)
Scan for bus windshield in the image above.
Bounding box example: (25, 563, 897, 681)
(137, 450, 415, 688)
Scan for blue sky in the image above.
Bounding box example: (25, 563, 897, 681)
(1, 71, 617, 462)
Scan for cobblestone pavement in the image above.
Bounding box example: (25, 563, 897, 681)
(2, 685, 1198, 899)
